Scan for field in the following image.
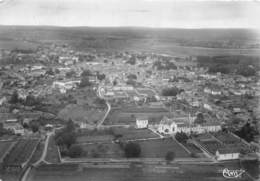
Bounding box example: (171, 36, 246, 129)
(58, 104, 105, 125)
(76, 135, 114, 143)
(182, 143, 203, 154)
(57, 88, 106, 125)
(45, 135, 60, 164)
(3, 139, 40, 167)
(0, 141, 16, 161)
(112, 127, 159, 141)
(29, 141, 45, 164)
(80, 143, 124, 158)
(1, 26, 259, 56)
(104, 106, 171, 125)
(133, 138, 190, 158)
(0, 39, 38, 51)
(27, 162, 257, 181)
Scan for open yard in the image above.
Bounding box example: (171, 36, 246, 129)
(133, 138, 190, 158)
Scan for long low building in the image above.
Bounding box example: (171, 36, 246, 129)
(157, 116, 221, 135)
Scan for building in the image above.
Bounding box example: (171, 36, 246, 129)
(157, 116, 177, 134)
(215, 149, 240, 161)
(157, 116, 221, 135)
(79, 122, 87, 129)
(3, 120, 25, 135)
(52, 80, 81, 93)
(136, 116, 148, 129)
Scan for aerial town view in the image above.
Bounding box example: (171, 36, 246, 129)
(0, 0, 259, 181)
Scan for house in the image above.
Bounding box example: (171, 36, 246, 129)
(204, 87, 221, 95)
(136, 116, 148, 129)
(45, 124, 54, 131)
(211, 90, 221, 95)
(88, 75, 97, 83)
(113, 86, 134, 91)
(203, 103, 213, 111)
(157, 116, 177, 134)
(31, 65, 44, 71)
(215, 148, 240, 161)
(80, 122, 87, 129)
(52, 80, 80, 93)
(3, 120, 25, 135)
(233, 108, 242, 114)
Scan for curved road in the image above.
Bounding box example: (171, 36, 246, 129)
(97, 101, 111, 128)
(96, 86, 111, 128)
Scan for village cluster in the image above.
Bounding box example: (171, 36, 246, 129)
(0, 43, 259, 179)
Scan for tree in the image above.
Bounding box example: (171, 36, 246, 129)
(46, 68, 55, 75)
(81, 70, 92, 77)
(124, 142, 141, 158)
(55, 120, 76, 148)
(10, 90, 20, 104)
(24, 94, 41, 106)
(165, 151, 175, 164)
(30, 122, 40, 133)
(80, 77, 92, 87)
(126, 79, 136, 86)
(113, 79, 117, 86)
(126, 56, 136, 65)
(235, 122, 258, 142)
(66, 70, 76, 78)
(97, 73, 106, 81)
(194, 113, 205, 124)
(65, 120, 75, 132)
(127, 74, 137, 80)
(59, 132, 76, 148)
(175, 132, 189, 143)
(94, 98, 106, 106)
(237, 66, 256, 77)
(161, 87, 180, 96)
(68, 145, 83, 158)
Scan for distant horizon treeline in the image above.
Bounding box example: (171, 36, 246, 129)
(197, 55, 260, 76)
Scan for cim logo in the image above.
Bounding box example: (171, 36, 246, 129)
(222, 168, 245, 179)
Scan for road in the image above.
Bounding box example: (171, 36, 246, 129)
(21, 132, 53, 181)
(61, 157, 213, 165)
(96, 86, 111, 128)
(33, 132, 53, 166)
(97, 101, 111, 128)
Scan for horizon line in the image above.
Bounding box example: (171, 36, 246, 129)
(0, 24, 259, 30)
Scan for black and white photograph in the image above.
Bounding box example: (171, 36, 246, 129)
(0, 0, 259, 180)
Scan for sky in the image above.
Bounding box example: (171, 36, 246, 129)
(0, 0, 259, 28)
